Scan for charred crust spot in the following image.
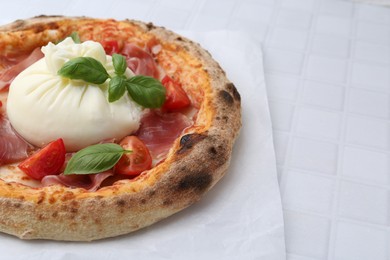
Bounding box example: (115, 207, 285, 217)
(11, 20, 25, 30)
(177, 172, 212, 193)
(47, 22, 59, 30)
(140, 198, 146, 204)
(183, 45, 190, 52)
(163, 199, 173, 206)
(148, 190, 156, 197)
(177, 133, 206, 155)
(180, 134, 192, 146)
(226, 83, 241, 102)
(209, 146, 218, 156)
(116, 199, 126, 207)
(219, 90, 234, 104)
(176, 36, 183, 41)
(146, 22, 155, 30)
(60, 191, 75, 202)
(70, 207, 78, 214)
(33, 24, 45, 33)
(33, 22, 59, 33)
(13, 202, 21, 208)
(70, 200, 79, 208)
(37, 192, 45, 204)
(51, 211, 58, 218)
(34, 15, 62, 19)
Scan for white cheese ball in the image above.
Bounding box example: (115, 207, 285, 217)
(7, 38, 142, 152)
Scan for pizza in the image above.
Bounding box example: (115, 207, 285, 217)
(0, 16, 241, 241)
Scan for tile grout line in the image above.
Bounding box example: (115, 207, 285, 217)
(279, 1, 321, 194)
(280, 163, 390, 191)
(264, 0, 290, 194)
(262, 0, 288, 189)
(295, 2, 336, 259)
(284, 208, 389, 231)
(326, 1, 358, 259)
(264, 61, 390, 93)
(273, 0, 332, 259)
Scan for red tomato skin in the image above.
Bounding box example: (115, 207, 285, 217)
(102, 40, 120, 55)
(161, 75, 191, 111)
(114, 136, 152, 176)
(18, 138, 66, 180)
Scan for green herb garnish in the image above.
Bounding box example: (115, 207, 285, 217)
(56, 31, 81, 44)
(108, 75, 127, 102)
(58, 57, 110, 84)
(112, 53, 127, 76)
(69, 32, 81, 44)
(126, 76, 166, 108)
(58, 54, 166, 108)
(64, 143, 131, 175)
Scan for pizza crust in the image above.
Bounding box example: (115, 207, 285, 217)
(0, 16, 241, 241)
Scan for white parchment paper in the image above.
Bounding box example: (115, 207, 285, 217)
(0, 31, 285, 260)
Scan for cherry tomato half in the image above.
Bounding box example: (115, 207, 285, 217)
(18, 138, 66, 180)
(114, 136, 152, 176)
(161, 75, 191, 111)
(101, 40, 120, 55)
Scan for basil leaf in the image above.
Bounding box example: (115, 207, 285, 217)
(69, 32, 81, 43)
(58, 57, 110, 84)
(64, 143, 129, 175)
(108, 76, 127, 102)
(126, 76, 166, 108)
(56, 31, 81, 44)
(112, 54, 127, 76)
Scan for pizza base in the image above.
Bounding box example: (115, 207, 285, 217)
(0, 16, 241, 241)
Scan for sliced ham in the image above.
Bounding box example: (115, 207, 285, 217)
(0, 116, 32, 165)
(121, 43, 159, 79)
(41, 171, 113, 192)
(0, 48, 44, 91)
(136, 110, 192, 161)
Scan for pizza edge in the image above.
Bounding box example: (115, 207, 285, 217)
(0, 16, 241, 241)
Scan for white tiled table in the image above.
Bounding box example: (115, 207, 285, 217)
(1, 0, 390, 259)
(260, 1, 390, 259)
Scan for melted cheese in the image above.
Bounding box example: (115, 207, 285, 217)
(0, 164, 41, 188)
(6, 38, 142, 152)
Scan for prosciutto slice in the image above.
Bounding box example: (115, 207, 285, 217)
(137, 110, 192, 161)
(41, 171, 113, 192)
(0, 116, 32, 165)
(121, 43, 159, 79)
(0, 48, 44, 91)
